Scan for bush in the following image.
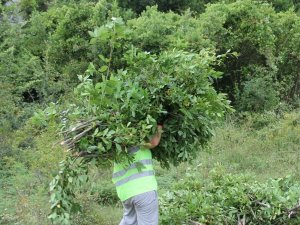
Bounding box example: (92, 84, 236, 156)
(160, 170, 300, 225)
(90, 181, 119, 206)
(242, 111, 279, 130)
(118, 0, 220, 14)
(237, 75, 280, 112)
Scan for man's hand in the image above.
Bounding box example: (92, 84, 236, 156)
(144, 125, 163, 149)
(157, 124, 163, 131)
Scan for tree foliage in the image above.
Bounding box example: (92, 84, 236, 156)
(118, 0, 220, 14)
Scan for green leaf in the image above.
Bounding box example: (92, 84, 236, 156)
(99, 54, 110, 63)
(99, 65, 108, 72)
(93, 128, 99, 136)
(79, 175, 88, 183)
(88, 30, 95, 37)
(116, 143, 122, 152)
(48, 212, 58, 219)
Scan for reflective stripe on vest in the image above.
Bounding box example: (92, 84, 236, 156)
(115, 170, 155, 186)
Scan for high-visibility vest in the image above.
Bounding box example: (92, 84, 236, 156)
(112, 147, 157, 202)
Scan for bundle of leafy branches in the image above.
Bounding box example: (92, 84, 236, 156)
(47, 18, 231, 224)
(61, 49, 230, 166)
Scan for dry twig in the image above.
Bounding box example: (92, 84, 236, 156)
(254, 201, 271, 208)
(237, 214, 246, 225)
(287, 198, 300, 218)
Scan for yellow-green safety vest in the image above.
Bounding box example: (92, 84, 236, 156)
(112, 147, 157, 201)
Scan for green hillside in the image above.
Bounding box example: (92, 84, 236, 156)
(1, 0, 300, 224)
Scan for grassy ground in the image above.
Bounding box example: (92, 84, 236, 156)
(186, 111, 300, 181)
(0, 110, 299, 224)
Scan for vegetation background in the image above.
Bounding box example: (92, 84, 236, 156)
(0, 0, 300, 224)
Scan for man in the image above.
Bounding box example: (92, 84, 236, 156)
(112, 124, 163, 225)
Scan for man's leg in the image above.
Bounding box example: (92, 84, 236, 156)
(119, 197, 138, 225)
(133, 191, 159, 225)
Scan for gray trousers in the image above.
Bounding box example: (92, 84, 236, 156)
(119, 191, 159, 225)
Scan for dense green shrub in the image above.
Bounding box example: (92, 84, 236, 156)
(196, 0, 300, 106)
(0, 0, 118, 133)
(267, 0, 300, 12)
(160, 170, 300, 224)
(126, 1, 300, 106)
(18, 0, 49, 18)
(237, 75, 279, 112)
(272, 11, 300, 104)
(90, 181, 119, 205)
(118, 0, 221, 14)
(240, 111, 279, 130)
